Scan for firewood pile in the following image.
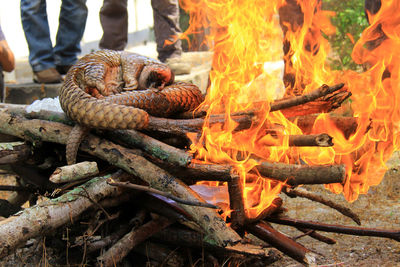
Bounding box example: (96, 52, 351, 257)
(0, 83, 399, 266)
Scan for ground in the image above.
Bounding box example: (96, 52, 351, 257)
(269, 153, 400, 266)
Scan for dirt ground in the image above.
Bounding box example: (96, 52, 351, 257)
(269, 154, 400, 267)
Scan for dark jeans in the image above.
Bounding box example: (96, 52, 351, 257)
(21, 0, 88, 72)
(99, 0, 182, 62)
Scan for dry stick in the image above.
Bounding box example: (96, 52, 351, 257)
(107, 179, 219, 209)
(270, 83, 344, 112)
(104, 129, 192, 167)
(0, 110, 241, 247)
(295, 228, 337, 245)
(266, 217, 400, 242)
(228, 173, 246, 229)
(49, 161, 99, 184)
(288, 133, 333, 147)
(97, 216, 173, 267)
(0, 141, 31, 164)
(280, 91, 351, 117)
(246, 220, 317, 265)
(284, 187, 361, 225)
(0, 173, 123, 259)
(256, 161, 345, 186)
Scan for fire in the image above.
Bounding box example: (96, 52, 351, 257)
(179, 0, 400, 219)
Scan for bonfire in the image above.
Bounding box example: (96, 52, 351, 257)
(0, 0, 399, 266)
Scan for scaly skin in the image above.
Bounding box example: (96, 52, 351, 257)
(59, 50, 204, 164)
(59, 49, 202, 130)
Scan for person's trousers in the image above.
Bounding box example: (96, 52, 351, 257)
(21, 0, 88, 72)
(99, 0, 182, 62)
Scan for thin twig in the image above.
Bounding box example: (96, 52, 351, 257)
(284, 187, 361, 225)
(107, 179, 219, 209)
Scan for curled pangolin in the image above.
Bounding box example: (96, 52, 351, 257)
(59, 50, 204, 164)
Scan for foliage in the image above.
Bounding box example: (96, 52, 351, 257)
(323, 0, 370, 70)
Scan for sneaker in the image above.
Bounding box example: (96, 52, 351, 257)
(33, 68, 63, 84)
(56, 65, 73, 75)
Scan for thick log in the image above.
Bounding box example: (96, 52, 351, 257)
(97, 216, 173, 267)
(0, 110, 241, 246)
(287, 133, 333, 147)
(246, 221, 316, 265)
(267, 217, 400, 242)
(256, 161, 345, 186)
(49, 161, 99, 183)
(0, 173, 122, 259)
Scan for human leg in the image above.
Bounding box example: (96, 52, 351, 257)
(54, 0, 88, 73)
(20, 0, 55, 72)
(151, 0, 182, 62)
(99, 0, 128, 50)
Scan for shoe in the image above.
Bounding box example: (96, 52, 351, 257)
(56, 65, 73, 75)
(33, 68, 63, 84)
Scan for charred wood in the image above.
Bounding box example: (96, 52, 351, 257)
(246, 221, 317, 265)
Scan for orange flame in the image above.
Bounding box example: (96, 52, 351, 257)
(180, 0, 400, 218)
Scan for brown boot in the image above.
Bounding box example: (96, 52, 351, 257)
(33, 68, 62, 84)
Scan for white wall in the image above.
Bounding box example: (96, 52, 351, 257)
(0, 0, 154, 60)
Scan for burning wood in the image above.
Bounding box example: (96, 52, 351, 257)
(2, 0, 400, 264)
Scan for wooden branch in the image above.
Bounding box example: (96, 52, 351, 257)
(49, 161, 99, 183)
(296, 228, 336, 244)
(284, 187, 361, 225)
(228, 173, 245, 228)
(107, 179, 219, 209)
(0, 173, 123, 259)
(6, 103, 358, 141)
(0, 142, 31, 164)
(266, 217, 400, 242)
(97, 216, 173, 267)
(0, 110, 241, 247)
(280, 91, 351, 117)
(147, 114, 253, 136)
(270, 83, 344, 112)
(256, 161, 346, 186)
(182, 161, 345, 186)
(104, 129, 192, 167)
(288, 134, 333, 147)
(246, 221, 316, 265)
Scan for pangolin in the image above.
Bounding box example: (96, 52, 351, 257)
(59, 50, 204, 164)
